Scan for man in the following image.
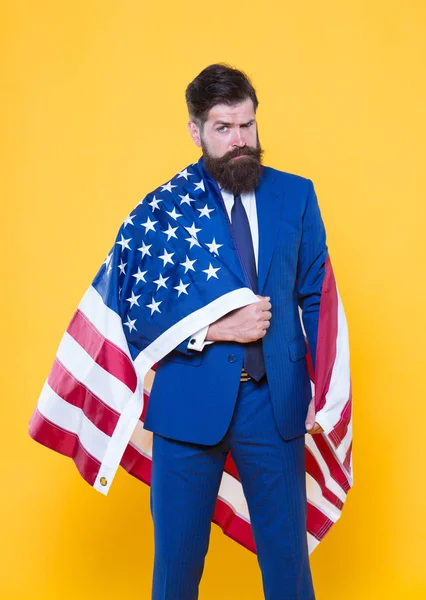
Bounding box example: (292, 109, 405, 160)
(29, 63, 352, 600)
(145, 64, 325, 599)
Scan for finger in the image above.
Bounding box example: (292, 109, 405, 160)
(257, 300, 272, 312)
(308, 424, 324, 435)
(305, 403, 316, 431)
(262, 311, 272, 321)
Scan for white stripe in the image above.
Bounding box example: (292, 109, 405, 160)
(306, 473, 341, 522)
(305, 435, 347, 502)
(218, 471, 250, 522)
(307, 532, 320, 554)
(315, 288, 351, 432)
(37, 381, 109, 461)
(334, 417, 353, 477)
(129, 420, 153, 457)
(56, 332, 133, 412)
(78, 285, 131, 357)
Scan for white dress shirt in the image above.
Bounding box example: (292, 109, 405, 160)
(188, 187, 259, 351)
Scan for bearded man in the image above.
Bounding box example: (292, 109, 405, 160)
(30, 63, 352, 600)
(146, 64, 326, 600)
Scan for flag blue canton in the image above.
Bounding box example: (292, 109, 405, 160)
(92, 160, 246, 360)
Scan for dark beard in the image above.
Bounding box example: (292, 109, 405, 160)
(202, 139, 264, 196)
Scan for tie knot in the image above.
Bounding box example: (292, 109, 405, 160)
(234, 194, 242, 203)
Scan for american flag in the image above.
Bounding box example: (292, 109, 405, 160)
(29, 161, 352, 555)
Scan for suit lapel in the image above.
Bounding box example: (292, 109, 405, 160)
(256, 169, 282, 294)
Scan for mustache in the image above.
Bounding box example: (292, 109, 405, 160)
(221, 145, 262, 161)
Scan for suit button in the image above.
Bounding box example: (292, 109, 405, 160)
(228, 354, 236, 363)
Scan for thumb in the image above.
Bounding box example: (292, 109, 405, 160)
(305, 397, 316, 430)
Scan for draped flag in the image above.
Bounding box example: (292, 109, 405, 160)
(29, 160, 352, 555)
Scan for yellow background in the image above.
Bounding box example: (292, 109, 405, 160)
(2, 1, 426, 598)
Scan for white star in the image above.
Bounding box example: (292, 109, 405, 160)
(179, 193, 195, 206)
(141, 217, 158, 233)
(103, 252, 112, 267)
(180, 255, 197, 273)
(202, 263, 221, 280)
(148, 195, 163, 211)
(123, 213, 136, 227)
(185, 236, 201, 248)
(132, 267, 147, 284)
(146, 297, 162, 315)
(177, 168, 193, 180)
(193, 179, 205, 191)
(137, 241, 152, 257)
(206, 238, 223, 256)
(197, 204, 215, 219)
(124, 316, 137, 332)
(166, 207, 183, 220)
(158, 248, 175, 266)
(162, 223, 178, 241)
(118, 258, 127, 274)
(116, 234, 131, 251)
(174, 279, 190, 297)
(161, 181, 177, 193)
(185, 222, 201, 238)
(153, 273, 169, 290)
(126, 291, 141, 308)
(103, 252, 113, 275)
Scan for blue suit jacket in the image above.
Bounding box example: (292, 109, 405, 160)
(144, 164, 328, 443)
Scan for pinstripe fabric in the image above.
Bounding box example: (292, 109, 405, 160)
(148, 171, 327, 444)
(151, 379, 315, 600)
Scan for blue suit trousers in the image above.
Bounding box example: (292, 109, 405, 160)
(150, 378, 315, 600)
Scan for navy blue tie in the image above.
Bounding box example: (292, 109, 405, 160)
(230, 195, 266, 381)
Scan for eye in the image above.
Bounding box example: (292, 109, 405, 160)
(217, 126, 228, 132)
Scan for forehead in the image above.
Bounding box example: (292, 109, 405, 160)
(206, 97, 256, 124)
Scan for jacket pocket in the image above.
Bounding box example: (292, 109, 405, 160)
(288, 336, 308, 362)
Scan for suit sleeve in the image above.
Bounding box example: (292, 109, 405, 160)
(296, 180, 328, 374)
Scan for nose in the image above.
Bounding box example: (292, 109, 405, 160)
(231, 128, 246, 148)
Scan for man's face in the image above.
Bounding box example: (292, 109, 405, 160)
(188, 97, 263, 195)
(191, 97, 258, 158)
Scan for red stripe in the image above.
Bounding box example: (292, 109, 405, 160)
(213, 498, 256, 553)
(48, 358, 119, 436)
(311, 434, 351, 492)
(140, 391, 149, 422)
(307, 502, 334, 541)
(329, 387, 352, 447)
(121, 443, 152, 483)
(224, 452, 239, 480)
(315, 256, 338, 412)
(67, 309, 137, 392)
(28, 409, 100, 486)
(305, 448, 344, 510)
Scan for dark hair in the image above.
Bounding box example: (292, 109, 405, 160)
(185, 63, 259, 126)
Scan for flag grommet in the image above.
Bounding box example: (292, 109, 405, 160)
(100, 477, 107, 486)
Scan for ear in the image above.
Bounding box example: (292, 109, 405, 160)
(187, 121, 202, 147)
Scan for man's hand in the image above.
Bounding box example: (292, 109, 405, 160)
(206, 296, 272, 343)
(305, 396, 324, 435)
